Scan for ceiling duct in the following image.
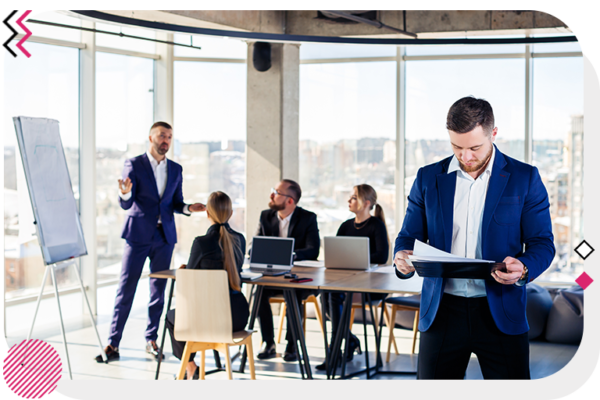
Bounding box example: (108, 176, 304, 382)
(319, 10, 417, 38)
(316, 10, 377, 24)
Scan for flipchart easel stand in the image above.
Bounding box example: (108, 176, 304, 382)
(23, 258, 107, 379)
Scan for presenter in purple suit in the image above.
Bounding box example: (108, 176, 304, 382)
(394, 97, 554, 379)
(96, 122, 205, 363)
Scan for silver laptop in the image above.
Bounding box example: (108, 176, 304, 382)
(249, 236, 295, 276)
(324, 236, 377, 270)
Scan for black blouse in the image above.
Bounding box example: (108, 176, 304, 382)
(336, 217, 389, 264)
(186, 223, 246, 290)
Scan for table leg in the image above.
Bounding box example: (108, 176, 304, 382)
(377, 298, 386, 369)
(328, 292, 352, 379)
(340, 292, 353, 379)
(320, 291, 330, 379)
(155, 279, 175, 380)
(285, 289, 313, 379)
(239, 285, 263, 373)
(361, 293, 371, 379)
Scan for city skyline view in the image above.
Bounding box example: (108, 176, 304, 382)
(3, 16, 584, 303)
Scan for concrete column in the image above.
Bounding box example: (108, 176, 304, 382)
(154, 32, 174, 125)
(79, 20, 97, 315)
(154, 32, 175, 159)
(246, 42, 300, 242)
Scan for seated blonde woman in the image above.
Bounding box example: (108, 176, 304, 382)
(317, 184, 390, 371)
(165, 191, 249, 379)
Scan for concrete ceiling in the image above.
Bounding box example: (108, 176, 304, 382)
(89, 10, 571, 38)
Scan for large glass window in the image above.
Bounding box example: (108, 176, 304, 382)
(404, 57, 526, 196)
(173, 61, 247, 266)
(3, 43, 80, 299)
(299, 60, 397, 253)
(95, 52, 154, 283)
(532, 57, 584, 281)
(96, 23, 156, 54)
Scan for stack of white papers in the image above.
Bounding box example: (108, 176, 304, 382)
(408, 240, 493, 264)
(241, 271, 263, 280)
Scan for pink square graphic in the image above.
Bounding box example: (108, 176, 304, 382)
(575, 272, 593, 290)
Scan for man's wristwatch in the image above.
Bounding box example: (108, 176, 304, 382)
(515, 264, 529, 287)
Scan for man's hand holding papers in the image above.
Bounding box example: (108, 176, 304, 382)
(400, 240, 507, 280)
(394, 250, 415, 275)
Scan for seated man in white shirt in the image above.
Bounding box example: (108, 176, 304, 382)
(253, 180, 320, 362)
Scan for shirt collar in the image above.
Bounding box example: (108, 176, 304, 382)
(448, 144, 496, 179)
(146, 150, 167, 167)
(277, 210, 294, 224)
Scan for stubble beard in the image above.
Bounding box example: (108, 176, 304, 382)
(459, 144, 493, 173)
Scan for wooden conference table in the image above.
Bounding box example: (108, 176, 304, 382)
(150, 264, 422, 380)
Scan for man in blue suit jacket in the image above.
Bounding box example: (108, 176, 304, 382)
(96, 122, 205, 363)
(394, 97, 554, 379)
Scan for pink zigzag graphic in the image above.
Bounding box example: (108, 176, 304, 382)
(16, 10, 32, 58)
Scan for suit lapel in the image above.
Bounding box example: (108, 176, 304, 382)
(165, 159, 176, 197)
(481, 147, 510, 242)
(270, 211, 280, 237)
(141, 153, 160, 200)
(287, 207, 300, 238)
(436, 170, 456, 253)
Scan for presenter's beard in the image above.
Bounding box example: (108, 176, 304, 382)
(459, 144, 493, 173)
(268, 201, 285, 211)
(154, 143, 169, 155)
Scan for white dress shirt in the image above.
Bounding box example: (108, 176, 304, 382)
(443, 146, 496, 298)
(277, 210, 294, 238)
(119, 151, 190, 222)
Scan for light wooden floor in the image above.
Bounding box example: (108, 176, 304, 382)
(4, 277, 579, 381)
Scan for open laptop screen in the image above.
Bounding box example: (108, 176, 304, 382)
(250, 236, 295, 267)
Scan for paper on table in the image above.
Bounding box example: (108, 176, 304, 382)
(293, 260, 325, 268)
(408, 239, 493, 263)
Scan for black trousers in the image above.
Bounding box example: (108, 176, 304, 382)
(418, 293, 530, 380)
(258, 288, 317, 345)
(166, 291, 250, 362)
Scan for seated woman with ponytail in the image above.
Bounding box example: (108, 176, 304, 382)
(317, 184, 390, 371)
(165, 191, 249, 379)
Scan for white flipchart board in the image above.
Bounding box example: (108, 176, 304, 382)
(13, 116, 87, 265)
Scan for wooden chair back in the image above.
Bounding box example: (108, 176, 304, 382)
(174, 269, 233, 343)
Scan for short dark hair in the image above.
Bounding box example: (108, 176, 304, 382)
(282, 179, 301, 204)
(150, 121, 172, 132)
(446, 96, 494, 135)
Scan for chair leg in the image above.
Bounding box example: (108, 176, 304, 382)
(276, 302, 286, 344)
(224, 345, 233, 380)
(382, 305, 399, 355)
(303, 301, 307, 336)
(371, 305, 379, 329)
(245, 337, 256, 380)
(312, 297, 325, 340)
(349, 308, 355, 331)
(386, 306, 398, 363)
(177, 342, 192, 380)
(200, 350, 206, 380)
(411, 310, 420, 354)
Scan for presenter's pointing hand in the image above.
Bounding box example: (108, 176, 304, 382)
(118, 178, 132, 194)
(394, 250, 415, 275)
(189, 203, 206, 213)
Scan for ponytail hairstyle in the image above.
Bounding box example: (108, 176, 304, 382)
(206, 191, 242, 292)
(354, 184, 390, 246)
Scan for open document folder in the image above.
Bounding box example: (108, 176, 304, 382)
(407, 240, 506, 280)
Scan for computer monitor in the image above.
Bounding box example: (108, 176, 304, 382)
(249, 236, 295, 275)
